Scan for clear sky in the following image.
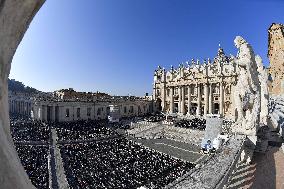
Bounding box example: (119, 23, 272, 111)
(9, 0, 284, 96)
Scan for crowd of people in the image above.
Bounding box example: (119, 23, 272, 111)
(174, 118, 206, 130)
(10, 114, 49, 142)
(9, 113, 197, 189)
(15, 145, 49, 189)
(60, 138, 194, 189)
(53, 120, 118, 141)
(10, 114, 49, 189)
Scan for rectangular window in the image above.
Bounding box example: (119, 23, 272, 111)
(97, 108, 101, 115)
(66, 108, 70, 117)
(87, 107, 91, 116)
(130, 106, 134, 113)
(77, 108, 80, 118)
(124, 107, 127, 113)
(106, 107, 110, 115)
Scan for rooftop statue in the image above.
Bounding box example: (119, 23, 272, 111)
(256, 55, 269, 126)
(231, 36, 261, 136)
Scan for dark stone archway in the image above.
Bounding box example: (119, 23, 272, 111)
(156, 98, 162, 112)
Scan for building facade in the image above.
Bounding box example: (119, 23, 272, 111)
(268, 23, 284, 95)
(8, 87, 154, 122)
(32, 98, 154, 122)
(153, 46, 238, 118)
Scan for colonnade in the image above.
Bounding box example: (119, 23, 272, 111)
(168, 82, 225, 116)
(33, 101, 154, 122)
(9, 100, 32, 116)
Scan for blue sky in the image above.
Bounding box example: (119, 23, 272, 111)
(10, 0, 284, 96)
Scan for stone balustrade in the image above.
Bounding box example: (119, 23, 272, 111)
(165, 135, 245, 189)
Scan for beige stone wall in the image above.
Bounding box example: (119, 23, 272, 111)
(32, 99, 154, 122)
(0, 1, 45, 188)
(268, 23, 284, 95)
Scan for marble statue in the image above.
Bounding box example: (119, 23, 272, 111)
(255, 55, 269, 126)
(232, 36, 261, 136)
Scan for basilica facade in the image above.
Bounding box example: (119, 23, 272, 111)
(153, 46, 238, 118)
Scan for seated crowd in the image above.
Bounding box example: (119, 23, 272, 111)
(10, 114, 49, 142)
(174, 118, 206, 130)
(15, 145, 49, 189)
(10, 113, 195, 189)
(54, 120, 118, 141)
(143, 113, 165, 122)
(60, 138, 194, 189)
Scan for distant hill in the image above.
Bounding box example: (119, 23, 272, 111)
(8, 79, 39, 94)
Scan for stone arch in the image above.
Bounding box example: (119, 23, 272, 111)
(0, 1, 45, 188)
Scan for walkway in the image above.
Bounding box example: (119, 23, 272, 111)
(127, 136, 206, 163)
(50, 129, 69, 189)
(226, 131, 284, 189)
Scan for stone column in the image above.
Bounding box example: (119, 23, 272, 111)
(18, 101, 20, 114)
(170, 87, 174, 114)
(19, 101, 21, 114)
(41, 105, 45, 120)
(24, 102, 26, 115)
(209, 83, 213, 114)
(51, 106, 56, 122)
(161, 86, 166, 112)
(187, 85, 192, 115)
(197, 84, 201, 116)
(21, 101, 23, 114)
(15, 101, 17, 113)
(220, 82, 224, 116)
(18, 101, 20, 113)
(178, 86, 182, 113)
(204, 83, 209, 115)
(44, 105, 48, 121)
(181, 86, 185, 114)
(20, 101, 22, 114)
